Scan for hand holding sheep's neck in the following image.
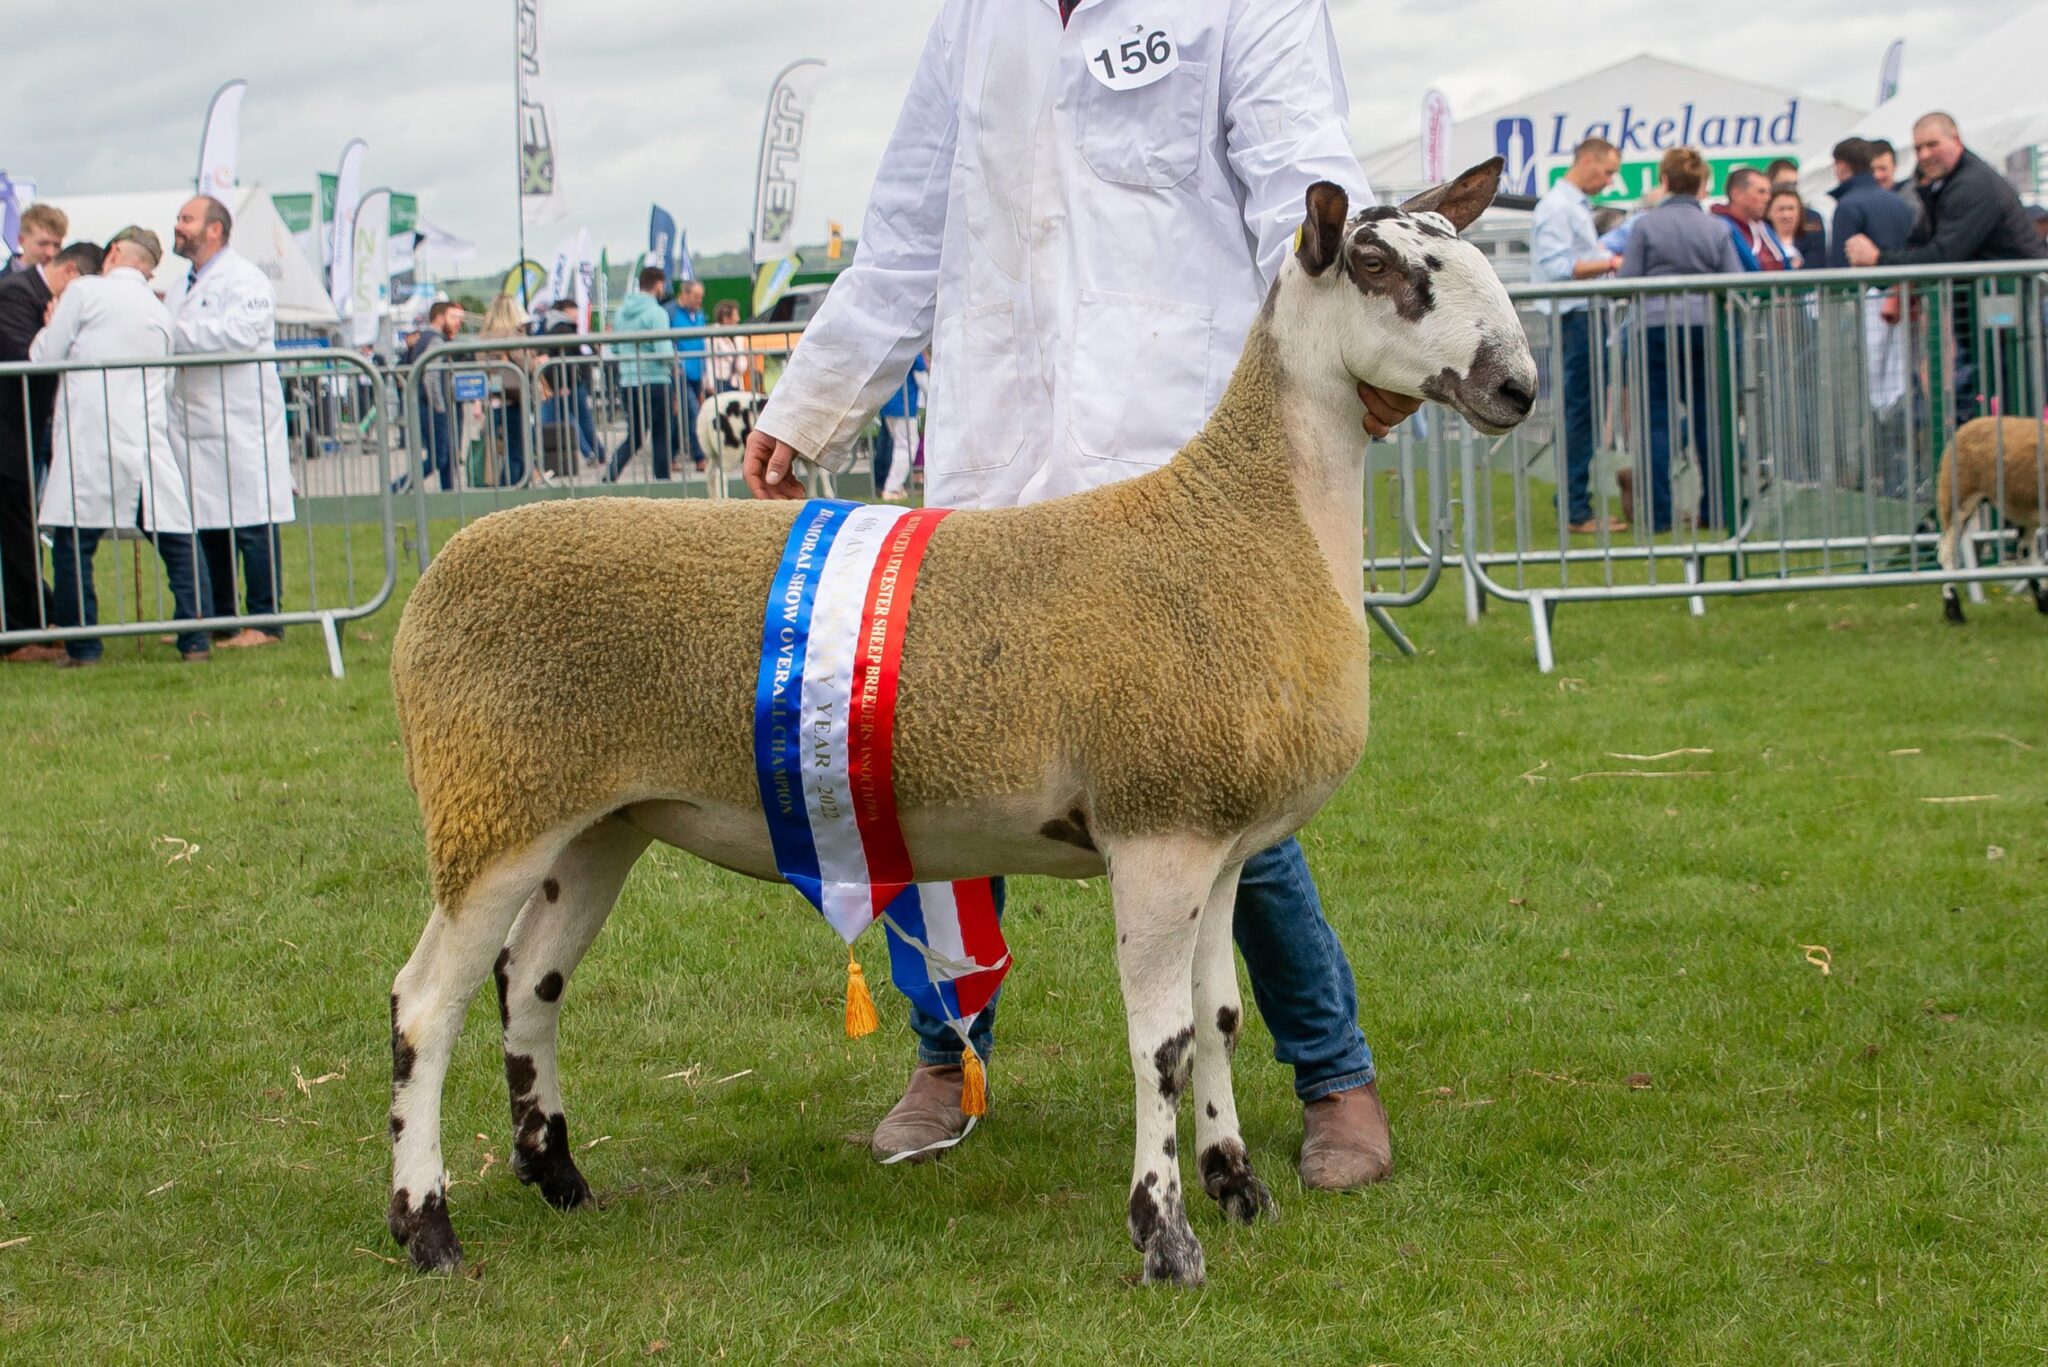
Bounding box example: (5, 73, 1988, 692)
(1171, 325, 1370, 626)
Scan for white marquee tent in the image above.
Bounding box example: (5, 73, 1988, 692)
(1796, 4, 2048, 201)
(49, 184, 338, 325)
(1363, 55, 1865, 205)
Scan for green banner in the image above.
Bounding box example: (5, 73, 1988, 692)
(390, 192, 417, 236)
(318, 171, 337, 228)
(1548, 154, 1788, 205)
(273, 192, 314, 235)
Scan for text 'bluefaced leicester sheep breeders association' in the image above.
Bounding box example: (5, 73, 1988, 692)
(753, 498, 1010, 1116)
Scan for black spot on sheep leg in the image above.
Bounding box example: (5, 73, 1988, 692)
(492, 947, 512, 1030)
(1215, 1005, 1240, 1058)
(1152, 1026, 1194, 1105)
(389, 993, 416, 1087)
(1199, 1137, 1278, 1226)
(1038, 806, 1096, 852)
(388, 1187, 462, 1274)
(535, 971, 564, 1003)
(1944, 586, 1967, 625)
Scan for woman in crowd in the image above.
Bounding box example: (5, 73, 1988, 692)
(1619, 147, 1745, 534)
(1767, 190, 1810, 270)
(706, 298, 753, 393)
(477, 294, 533, 487)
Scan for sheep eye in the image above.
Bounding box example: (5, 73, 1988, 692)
(1356, 253, 1387, 275)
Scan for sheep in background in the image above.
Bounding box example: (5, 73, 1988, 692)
(694, 389, 766, 499)
(1936, 416, 2048, 623)
(383, 162, 1535, 1287)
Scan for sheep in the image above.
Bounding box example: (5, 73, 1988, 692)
(694, 389, 766, 499)
(1935, 416, 2048, 623)
(383, 159, 1536, 1288)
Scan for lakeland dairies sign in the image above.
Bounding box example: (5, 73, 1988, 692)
(1498, 99, 1806, 201)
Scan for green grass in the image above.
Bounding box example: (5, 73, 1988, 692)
(2, 537, 2046, 1364)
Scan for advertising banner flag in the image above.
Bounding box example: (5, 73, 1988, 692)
(675, 230, 696, 284)
(752, 58, 825, 265)
(826, 220, 843, 261)
(649, 204, 677, 280)
(327, 139, 366, 317)
(196, 79, 247, 200)
(516, 0, 567, 227)
(573, 227, 594, 331)
(1876, 39, 1904, 107)
(388, 193, 419, 305)
(0, 173, 24, 255)
(752, 254, 801, 316)
(502, 259, 548, 301)
(349, 187, 393, 347)
(1421, 89, 1453, 184)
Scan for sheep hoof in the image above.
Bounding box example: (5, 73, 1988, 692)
(1943, 594, 1966, 625)
(389, 1189, 464, 1274)
(1199, 1140, 1278, 1225)
(1141, 1226, 1207, 1288)
(513, 1143, 595, 1211)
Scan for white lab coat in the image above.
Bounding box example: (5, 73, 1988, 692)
(758, 0, 1368, 509)
(169, 249, 294, 528)
(30, 267, 193, 534)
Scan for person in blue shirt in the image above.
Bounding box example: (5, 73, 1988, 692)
(665, 278, 709, 470)
(874, 351, 927, 501)
(1827, 137, 1917, 269)
(1529, 137, 1624, 532)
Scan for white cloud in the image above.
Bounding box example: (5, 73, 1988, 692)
(7, 0, 2017, 270)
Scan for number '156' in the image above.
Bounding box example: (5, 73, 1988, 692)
(1094, 30, 1172, 79)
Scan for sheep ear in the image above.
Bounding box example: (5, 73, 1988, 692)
(1296, 181, 1348, 276)
(1400, 156, 1506, 233)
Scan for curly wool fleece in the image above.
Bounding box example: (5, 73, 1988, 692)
(392, 328, 1370, 910)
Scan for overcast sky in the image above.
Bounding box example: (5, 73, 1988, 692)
(7, 0, 2022, 271)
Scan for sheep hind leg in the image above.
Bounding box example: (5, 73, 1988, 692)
(1190, 859, 1274, 1227)
(388, 834, 570, 1273)
(1107, 833, 1232, 1288)
(496, 815, 651, 1211)
(1937, 516, 1967, 625)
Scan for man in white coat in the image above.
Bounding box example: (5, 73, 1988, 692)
(170, 195, 293, 650)
(747, 0, 1415, 1186)
(33, 228, 209, 665)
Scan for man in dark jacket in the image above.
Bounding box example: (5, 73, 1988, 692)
(0, 240, 101, 660)
(1826, 138, 1916, 267)
(1844, 114, 2048, 266)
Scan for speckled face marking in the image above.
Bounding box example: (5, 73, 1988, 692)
(1344, 211, 1452, 323)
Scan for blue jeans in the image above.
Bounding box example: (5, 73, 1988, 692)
(906, 837, 1376, 1101)
(668, 382, 707, 467)
(495, 403, 527, 487)
(1557, 309, 1597, 523)
(1643, 326, 1712, 534)
(607, 381, 674, 482)
(416, 406, 453, 490)
(872, 419, 896, 495)
(198, 524, 283, 638)
(48, 525, 209, 660)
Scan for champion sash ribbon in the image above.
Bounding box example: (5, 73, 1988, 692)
(753, 500, 1009, 1045)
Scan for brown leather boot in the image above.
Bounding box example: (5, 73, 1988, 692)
(870, 1064, 975, 1165)
(1298, 1081, 1393, 1189)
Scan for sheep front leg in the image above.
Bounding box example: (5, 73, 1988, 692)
(1190, 860, 1275, 1226)
(1107, 835, 1230, 1288)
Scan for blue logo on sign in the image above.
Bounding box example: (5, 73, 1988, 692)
(452, 372, 488, 402)
(1495, 117, 1536, 197)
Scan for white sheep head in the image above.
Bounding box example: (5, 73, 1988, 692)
(1283, 157, 1537, 436)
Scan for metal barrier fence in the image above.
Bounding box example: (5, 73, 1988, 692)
(8, 267, 2040, 678)
(1366, 260, 2048, 670)
(0, 347, 396, 676)
(397, 322, 898, 569)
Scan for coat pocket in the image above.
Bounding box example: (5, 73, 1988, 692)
(1078, 61, 1208, 189)
(927, 301, 1028, 474)
(1066, 290, 1213, 466)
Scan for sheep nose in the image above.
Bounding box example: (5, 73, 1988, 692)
(1496, 377, 1535, 416)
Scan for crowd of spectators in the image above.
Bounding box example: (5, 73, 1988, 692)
(2, 195, 295, 667)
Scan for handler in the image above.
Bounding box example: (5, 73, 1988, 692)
(747, 0, 1413, 1185)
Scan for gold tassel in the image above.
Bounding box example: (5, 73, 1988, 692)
(844, 948, 879, 1040)
(960, 1044, 988, 1118)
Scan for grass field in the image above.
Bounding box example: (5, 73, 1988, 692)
(2, 535, 2046, 1364)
